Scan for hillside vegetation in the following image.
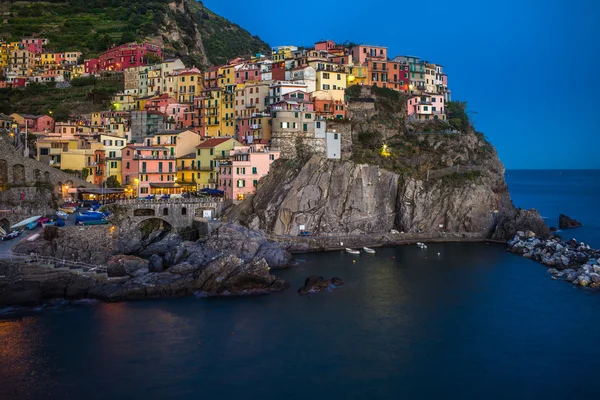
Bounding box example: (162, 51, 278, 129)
(0, 0, 270, 66)
(0, 75, 123, 119)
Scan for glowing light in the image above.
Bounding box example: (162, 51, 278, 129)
(380, 144, 391, 157)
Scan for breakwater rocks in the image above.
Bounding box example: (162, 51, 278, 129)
(298, 275, 344, 295)
(507, 231, 600, 287)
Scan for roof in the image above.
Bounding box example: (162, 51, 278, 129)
(196, 138, 233, 148)
(178, 152, 196, 159)
(154, 130, 184, 135)
(125, 145, 168, 150)
(149, 183, 182, 188)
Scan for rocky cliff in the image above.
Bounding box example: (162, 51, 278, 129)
(228, 88, 548, 240)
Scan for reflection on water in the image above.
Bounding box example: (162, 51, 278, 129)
(1, 243, 600, 399)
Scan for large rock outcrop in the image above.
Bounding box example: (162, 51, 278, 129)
(232, 155, 546, 240)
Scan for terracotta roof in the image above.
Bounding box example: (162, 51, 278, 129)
(196, 138, 232, 148)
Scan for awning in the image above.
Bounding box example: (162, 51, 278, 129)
(78, 188, 125, 194)
(149, 183, 182, 188)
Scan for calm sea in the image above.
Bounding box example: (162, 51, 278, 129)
(1, 170, 599, 400)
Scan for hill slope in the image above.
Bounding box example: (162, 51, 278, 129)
(0, 0, 270, 66)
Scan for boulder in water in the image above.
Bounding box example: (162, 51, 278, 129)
(298, 275, 343, 295)
(559, 214, 583, 229)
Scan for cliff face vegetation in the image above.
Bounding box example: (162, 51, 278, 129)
(0, 0, 270, 66)
(230, 87, 548, 240)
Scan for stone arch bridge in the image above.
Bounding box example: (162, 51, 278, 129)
(107, 198, 226, 229)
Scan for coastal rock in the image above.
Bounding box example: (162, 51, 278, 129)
(559, 214, 583, 229)
(298, 275, 344, 295)
(493, 209, 550, 240)
(575, 275, 591, 287)
(106, 255, 150, 278)
(149, 254, 164, 272)
(589, 273, 600, 284)
(254, 242, 294, 269)
(168, 262, 196, 276)
(193, 255, 288, 295)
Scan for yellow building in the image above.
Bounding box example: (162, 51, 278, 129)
(176, 152, 199, 191)
(10, 49, 36, 76)
(314, 68, 347, 102)
(347, 65, 369, 86)
(195, 137, 241, 189)
(177, 68, 203, 103)
(0, 42, 19, 67)
(112, 93, 137, 111)
(272, 46, 296, 62)
(200, 88, 222, 137)
(218, 65, 236, 87)
(105, 158, 123, 185)
(60, 142, 103, 171)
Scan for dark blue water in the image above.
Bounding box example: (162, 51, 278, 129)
(2, 170, 599, 399)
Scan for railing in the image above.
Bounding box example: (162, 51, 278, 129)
(133, 155, 176, 160)
(0, 251, 107, 274)
(112, 197, 223, 205)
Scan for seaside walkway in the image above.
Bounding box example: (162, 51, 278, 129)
(264, 231, 505, 253)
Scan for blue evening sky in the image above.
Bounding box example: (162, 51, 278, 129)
(204, 0, 599, 169)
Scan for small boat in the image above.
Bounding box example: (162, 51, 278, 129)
(417, 242, 427, 249)
(58, 207, 76, 214)
(54, 218, 66, 227)
(56, 211, 69, 220)
(26, 221, 39, 230)
(345, 248, 360, 254)
(11, 215, 43, 229)
(27, 233, 40, 242)
(79, 219, 109, 226)
(1, 231, 20, 241)
(363, 247, 376, 254)
(42, 221, 56, 227)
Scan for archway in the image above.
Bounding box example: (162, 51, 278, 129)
(0, 218, 9, 230)
(138, 218, 173, 239)
(134, 208, 156, 217)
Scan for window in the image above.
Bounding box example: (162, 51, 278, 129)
(337, 74, 341, 80)
(269, 154, 275, 161)
(163, 208, 169, 216)
(305, 113, 312, 119)
(252, 167, 257, 174)
(334, 133, 339, 140)
(181, 207, 187, 215)
(210, 149, 214, 155)
(316, 121, 321, 129)
(110, 161, 117, 168)
(303, 123, 308, 132)
(253, 180, 258, 187)
(323, 73, 330, 79)
(323, 84, 330, 90)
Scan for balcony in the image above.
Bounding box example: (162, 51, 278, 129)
(208, 178, 217, 184)
(133, 154, 176, 160)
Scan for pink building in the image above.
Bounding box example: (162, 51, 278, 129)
(145, 96, 190, 129)
(235, 63, 262, 84)
(20, 114, 55, 132)
(84, 58, 100, 74)
(21, 38, 46, 54)
(92, 43, 161, 73)
(407, 94, 446, 121)
(121, 145, 177, 196)
(350, 45, 388, 65)
(218, 144, 280, 201)
(315, 40, 335, 52)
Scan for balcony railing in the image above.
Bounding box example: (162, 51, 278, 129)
(133, 155, 176, 160)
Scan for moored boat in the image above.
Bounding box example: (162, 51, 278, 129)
(79, 219, 109, 226)
(363, 247, 376, 254)
(26, 221, 38, 230)
(56, 211, 69, 220)
(345, 248, 360, 255)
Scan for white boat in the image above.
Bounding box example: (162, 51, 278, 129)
(27, 233, 40, 242)
(10, 216, 43, 229)
(56, 211, 69, 220)
(417, 242, 427, 249)
(345, 248, 360, 255)
(363, 247, 376, 254)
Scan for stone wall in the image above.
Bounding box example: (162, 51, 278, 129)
(0, 135, 96, 225)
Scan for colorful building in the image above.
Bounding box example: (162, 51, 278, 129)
(218, 143, 280, 201)
(407, 94, 446, 121)
(87, 42, 162, 73)
(195, 138, 242, 189)
(121, 145, 177, 196)
(350, 45, 388, 65)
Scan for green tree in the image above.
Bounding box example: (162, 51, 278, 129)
(105, 175, 121, 188)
